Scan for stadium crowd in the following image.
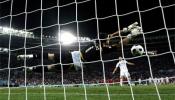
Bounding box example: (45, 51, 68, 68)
(0, 53, 175, 87)
(0, 66, 175, 87)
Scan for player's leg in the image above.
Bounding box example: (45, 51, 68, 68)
(120, 76, 124, 86)
(125, 72, 132, 85)
(127, 76, 132, 85)
(106, 28, 128, 46)
(120, 72, 125, 86)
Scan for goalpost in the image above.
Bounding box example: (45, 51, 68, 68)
(0, 0, 175, 100)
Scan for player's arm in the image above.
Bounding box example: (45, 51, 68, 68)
(108, 28, 128, 38)
(108, 31, 119, 38)
(112, 63, 119, 74)
(112, 67, 117, 74)
(127, 61, 135, 65)
(107, 22, 139, 40)
(106, 22, 139, 45)
(106, 29, 127, 44)
(107, 22, 141, 40)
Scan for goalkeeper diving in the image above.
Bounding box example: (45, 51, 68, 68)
(82, 22, 143, 58)
(104, 22, 143, 48)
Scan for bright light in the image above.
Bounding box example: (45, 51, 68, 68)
(60, 31, 76, 45)
(0, 26, 34, 38)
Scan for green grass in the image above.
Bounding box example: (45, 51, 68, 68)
(0, 84, 175, 100)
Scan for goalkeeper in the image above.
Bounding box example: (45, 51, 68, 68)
(83, 22, 143, 55)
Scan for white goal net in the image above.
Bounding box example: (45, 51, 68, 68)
(0, 0, 175, 100)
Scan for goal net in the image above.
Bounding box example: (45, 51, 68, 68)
(0, 0, 175, 100)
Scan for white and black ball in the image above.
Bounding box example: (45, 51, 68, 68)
(131, 45, 144, 56)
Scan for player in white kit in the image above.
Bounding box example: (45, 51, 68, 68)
(112, 57, 135, 86)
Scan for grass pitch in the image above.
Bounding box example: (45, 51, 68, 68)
(0, 84, 175, 100)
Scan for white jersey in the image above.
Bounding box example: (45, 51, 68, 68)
(116, 60, 128, 72)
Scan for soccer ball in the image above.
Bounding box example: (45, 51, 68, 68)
(131, 45, 144, 56)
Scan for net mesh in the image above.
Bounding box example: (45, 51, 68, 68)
(0, 0, 175, 100)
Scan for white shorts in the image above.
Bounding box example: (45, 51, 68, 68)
(120, 71, 130, 78)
